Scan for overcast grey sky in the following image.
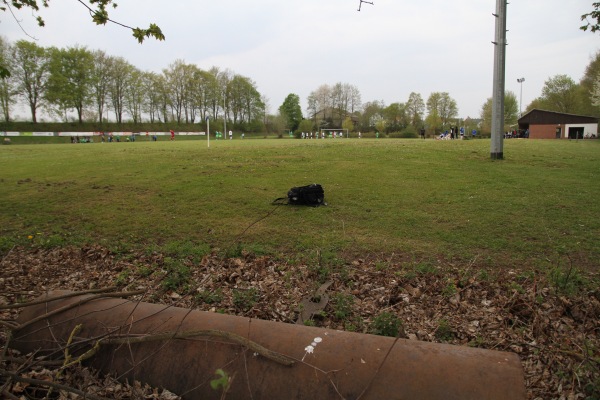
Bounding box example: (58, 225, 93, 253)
(2, 0, 599, 120)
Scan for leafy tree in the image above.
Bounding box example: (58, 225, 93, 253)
(270, 113, 287, 136)
(239, 77, 264, 126)
(307, 84, 332, 128)
(163, 60, 192, 124)
(107, 56, 133, 123)
(297, 119, 315, 134)
(90, 50, 113, 122)
(426, 92, 458, 132)
(330, 82, 361, 126)
(381, 102, 408, 133)
(307, 82, 361, 128)
(228, 74, 263, 125)
(342, 116, 354, 133)
(279, 93, 303, 132)
(141, 71, 162, 123)
(581, 3, 600, 33)
(375, 119, 386, 135)
(45, 45, 94, 123)
(358, 100, 384, 131)
(524, 97, 544, 114)
(218, 68, 233, 125)
(150, 72, 171, 123)
(576, 51, 600, 116)
(480, 91, 519, 134)
(193, 68, 218, 122)
(405, 92, 425, 128)
(123, 67, 144, 123)
(590, 73, 600, 108)
(0, 37, 16, 122)
(11, 40, 50, 123)
(539, 74, 580, 113)
(205, 67, 225, 121)
(0, 0, 164, 78)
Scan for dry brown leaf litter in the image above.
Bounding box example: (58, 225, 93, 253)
(0, 245, 598, 399)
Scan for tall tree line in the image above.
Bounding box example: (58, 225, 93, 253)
(0, 38, 264, 127)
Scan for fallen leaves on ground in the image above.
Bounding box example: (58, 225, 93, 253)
(1, 245, 598, 399)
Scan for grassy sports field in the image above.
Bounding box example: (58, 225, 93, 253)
(1, 137, 599, 270)
(1, 137, 600, 398)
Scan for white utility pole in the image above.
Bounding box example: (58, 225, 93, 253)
(223, 94, 227, 140)
(490, 0, 508, 160)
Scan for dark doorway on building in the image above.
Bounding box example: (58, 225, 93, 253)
(568, 127, 584, 139)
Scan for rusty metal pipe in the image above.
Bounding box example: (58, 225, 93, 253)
(12, 291, 526, 399)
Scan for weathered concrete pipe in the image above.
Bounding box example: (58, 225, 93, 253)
(13, 291, 526, 399)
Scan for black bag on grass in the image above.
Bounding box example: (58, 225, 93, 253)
(273, 183, 325, 207)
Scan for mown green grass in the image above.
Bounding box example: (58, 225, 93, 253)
(1, 138, 599, 270)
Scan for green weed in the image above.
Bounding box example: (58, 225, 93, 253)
(161, 259, 191, 291)
(232, 288, 259, 312)
(370, 311, 403, 337)
(195, 289, 223, 305)
(414, 262, 438, 276)
(330, 293, 355, 320)
(136, 265, 154, 278)
(442, 281, 458, 297)
(467, 335, 486, 348)
(508, 281, 525, 294)
(435, 319, 454, 342)
(115, 269, 131, 286)
(548, 264, 587, 296)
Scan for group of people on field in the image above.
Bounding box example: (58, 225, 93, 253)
(437, 127, 464, 140)
(301, 131, 346, 139)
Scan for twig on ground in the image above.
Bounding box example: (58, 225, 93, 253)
(0, 370, 110, 400)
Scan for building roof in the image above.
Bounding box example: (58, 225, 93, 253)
(518, 109, 599, 125)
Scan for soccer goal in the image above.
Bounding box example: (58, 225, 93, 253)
(319, 128, 349, 138)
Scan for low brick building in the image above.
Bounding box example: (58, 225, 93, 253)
(518, 109, 598, 139)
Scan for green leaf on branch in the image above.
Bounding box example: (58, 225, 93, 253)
(133, 24, 165, 44)
(92, 10, 109, 25)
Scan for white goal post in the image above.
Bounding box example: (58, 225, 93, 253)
(319, 128, 349, 138)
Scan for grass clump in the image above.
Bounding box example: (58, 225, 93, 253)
(330, 293, 355, 320)
(135, 264, 154, 278)
(232, 288, 260, 312)
(195, 289, 223, 305)
(370, 311, 403, 337)
(114, 269, 131, 286)
(161, 240, 210, 261)
(434, 319, 454, 342)
(548, 265, 587, 296)
(161, 258, 191, 291)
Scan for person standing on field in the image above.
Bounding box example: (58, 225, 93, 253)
(170, 130, 175, 141)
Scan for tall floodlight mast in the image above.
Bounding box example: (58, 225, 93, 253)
(490, 0, 508, 160)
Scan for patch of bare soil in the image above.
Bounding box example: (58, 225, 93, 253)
(1, 245, 599, 399)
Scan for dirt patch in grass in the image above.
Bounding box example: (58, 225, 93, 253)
(1, 245, 599, 399)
